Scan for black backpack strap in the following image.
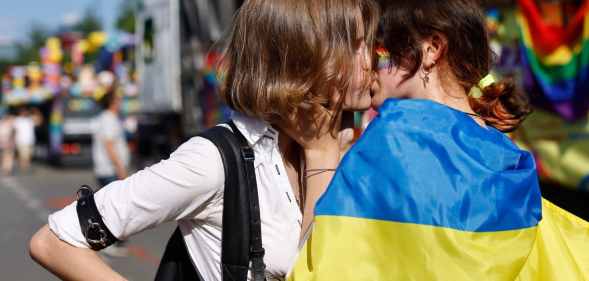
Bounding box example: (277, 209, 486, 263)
(155, 122, 266, 281)
(204, 124, 252, 281)
(227, 122, 266, 281)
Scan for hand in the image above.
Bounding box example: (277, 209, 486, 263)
(282, 108, 355, 166)
(290, 110, 357, 240)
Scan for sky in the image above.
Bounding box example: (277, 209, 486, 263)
(0, 0, 122, 45)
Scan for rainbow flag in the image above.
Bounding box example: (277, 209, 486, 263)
(289, 99, 589, 281)
(518, 0, 589, 121)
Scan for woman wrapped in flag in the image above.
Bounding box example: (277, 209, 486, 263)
(289, 0, 589, 280)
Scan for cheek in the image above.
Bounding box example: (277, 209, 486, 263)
(341, 57, 372, 110)
(377, 68, 407, 98)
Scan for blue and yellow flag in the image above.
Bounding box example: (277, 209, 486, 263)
(289, 99, 589, 281)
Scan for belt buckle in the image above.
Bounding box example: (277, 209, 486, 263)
(84, 218, 108, 248)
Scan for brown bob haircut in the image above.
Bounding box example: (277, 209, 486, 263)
(377, 0, 531, 132)
(220, 0, 379, 128)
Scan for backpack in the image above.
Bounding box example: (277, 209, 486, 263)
(154, 121, 266, 281)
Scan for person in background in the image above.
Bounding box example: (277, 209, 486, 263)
(92, 90, 130, 257)
(13, 107, 41, 172)
(93, 91, 129, 188)
(0, 112, 15, 176)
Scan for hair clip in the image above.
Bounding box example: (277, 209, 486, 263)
(375, 46, 393, 70)
(469, 74, 497, 99)
(478, 74, 496, 89)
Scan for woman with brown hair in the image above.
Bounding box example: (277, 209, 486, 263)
(29, 0, 378, 280)
(289, 1, 589, 280)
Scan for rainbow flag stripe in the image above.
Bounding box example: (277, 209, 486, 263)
(518, 0, 589, 121)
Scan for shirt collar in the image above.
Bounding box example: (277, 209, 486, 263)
(231, 112, 278, 146)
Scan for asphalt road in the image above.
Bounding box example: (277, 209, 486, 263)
(0, 164, 175, 281)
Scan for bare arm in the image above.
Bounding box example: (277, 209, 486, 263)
(30, 225, 126, 281)
(32, 109, 43, 126)
(288, 111, 356, 239)
(104, 139, 128, 179)
(29, 137, 224, 280)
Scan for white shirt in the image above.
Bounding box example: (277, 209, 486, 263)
(49, 114, 303, 281)
(13, 116, 35, 146)
(92, 111, 130, 176)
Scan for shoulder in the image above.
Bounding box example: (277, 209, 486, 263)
(102, 111, 117, 121)
(98, 112, 120, 127)
(165, 134, 225, 185)
(135, 134, 227, 206)
(95, 111, 109, 123)
(174, 135, 222, 158)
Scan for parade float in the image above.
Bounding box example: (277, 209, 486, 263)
(0, 31, 139, 165)
(134, 0, 238, 160)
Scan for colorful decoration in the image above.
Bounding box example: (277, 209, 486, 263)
(515, 109, 589, 191)
(4, 66, 29, 105)
(200, 51, 230, 128)
(43, 37, 64, 64)
(87, 32, 108, 54)
(517, 0, 589, 121)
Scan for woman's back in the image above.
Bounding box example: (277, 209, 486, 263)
(13, 116, 35, 146)
(289, 99, 589, 281)
(316, 99, 541, 230)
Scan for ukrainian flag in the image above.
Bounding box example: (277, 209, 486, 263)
(289, 99, 589, 281)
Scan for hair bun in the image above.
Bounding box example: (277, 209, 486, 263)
(469, 79, 532, 132)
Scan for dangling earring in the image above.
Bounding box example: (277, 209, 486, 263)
(420, 67, 432, 88)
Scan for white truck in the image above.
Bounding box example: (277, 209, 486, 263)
(136, 0, 242, 158)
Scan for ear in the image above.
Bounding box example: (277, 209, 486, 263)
(421, 33, 447, 69)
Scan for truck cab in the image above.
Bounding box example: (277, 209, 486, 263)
(136, 0, 243, 160)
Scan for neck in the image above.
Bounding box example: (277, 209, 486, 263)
(417, 69, 476, 116)
(108, 107, 118, 114)
(277, 127, 299, 162)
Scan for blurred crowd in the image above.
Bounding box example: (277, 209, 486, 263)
(0, 107, 42, 175)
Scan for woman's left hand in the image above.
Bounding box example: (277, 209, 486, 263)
(284, 109, 356, 165)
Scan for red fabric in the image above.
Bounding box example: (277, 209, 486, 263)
(518, 0, 589, 55)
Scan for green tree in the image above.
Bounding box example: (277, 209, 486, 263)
(0, 58, 14, 78)
(74, 8, 103, 36)
(14, 23, 49, 64)
(116, 0, 139, 33)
